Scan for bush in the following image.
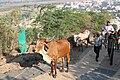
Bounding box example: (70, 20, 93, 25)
(0, 23, 18, 55)
(0, 9, 21, 56)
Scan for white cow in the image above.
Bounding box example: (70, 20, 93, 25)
(74, 30, 90, 42)
(73, 30, 90, 49)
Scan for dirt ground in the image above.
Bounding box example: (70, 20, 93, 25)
(31, 70, 75, 80)
(0, 44, 83, 80)
(0, 35, 95, 79)
(0, 50, 24, 74)
(0, 45, 34, 73)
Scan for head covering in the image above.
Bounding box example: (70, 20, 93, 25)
(106, 21, 110, 26)
(96, 32, 100, 37)
(107, 21, 110, 23)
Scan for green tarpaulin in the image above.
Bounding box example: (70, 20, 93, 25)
(18, 29, 27, 53)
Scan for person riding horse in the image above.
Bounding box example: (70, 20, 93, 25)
(102, 21, 115, 48)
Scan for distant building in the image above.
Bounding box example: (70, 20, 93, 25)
(56, 4, 64, 9)
(97, 0, 102, 5)
(64, 2, 80, 9)
(111, 18, 120, 31)
(81, 0, 92, 6)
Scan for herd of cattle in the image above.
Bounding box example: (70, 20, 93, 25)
(32, 29, 120, 78)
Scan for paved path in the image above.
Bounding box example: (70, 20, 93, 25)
(0, 46, 120, 80)
(72, 47, 120, 80)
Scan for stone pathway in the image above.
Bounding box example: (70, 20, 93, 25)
(0, 46, 120, 80)
(71, 47, 120, 80)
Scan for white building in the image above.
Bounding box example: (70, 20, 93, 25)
(64, 2, 80, 9)
(111, 19, 120, 31)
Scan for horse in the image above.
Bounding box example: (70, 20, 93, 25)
(101, 30, 120, 50)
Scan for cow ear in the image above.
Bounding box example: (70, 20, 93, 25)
(44, 44, 48, 51)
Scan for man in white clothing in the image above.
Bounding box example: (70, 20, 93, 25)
(102, 21, 114, 34)
(102, 21, 115, 48)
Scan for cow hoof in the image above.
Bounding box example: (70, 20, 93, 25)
(53, 75, 56, 78)
(49, 73, 53, 76)
(66, 70, 69, 72)
(61, 70, 64, 72)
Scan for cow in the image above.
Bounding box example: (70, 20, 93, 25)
(78, 30, 90, 40)
(73, 30, 90, 51)
(35, 39, 70, 78)
(74, 30, 90, 44)
(37, 38, 47, 44)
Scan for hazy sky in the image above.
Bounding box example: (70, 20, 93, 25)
(0, 0, 114, 2)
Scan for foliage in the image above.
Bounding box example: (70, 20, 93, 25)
(0, 8, 21, 55)
(0, 5, 111, 56)
(88, 11, 110, 32)
(26, 27, 40, 42)
(37, 4, 56, 14)
(34, 8, 111, 38)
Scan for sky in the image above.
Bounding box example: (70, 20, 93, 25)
(0, 0, 118, 3)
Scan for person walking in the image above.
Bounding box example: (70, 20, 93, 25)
(94, 32, 104, 62)
(107, 33, 115, 65)
(117, 29, 120, 50)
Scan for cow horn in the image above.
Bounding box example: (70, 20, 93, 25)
(46, 36, 55, 42)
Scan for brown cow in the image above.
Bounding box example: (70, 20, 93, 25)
(37, 38, 47, 44)
(35, 39, 70, 78)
